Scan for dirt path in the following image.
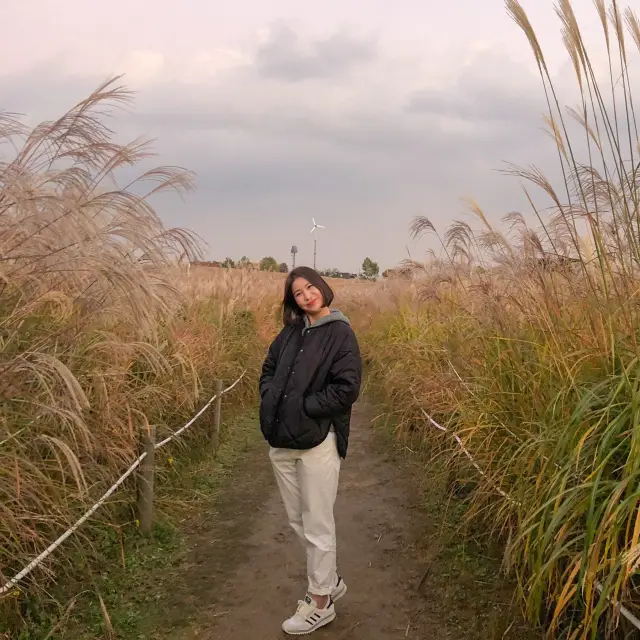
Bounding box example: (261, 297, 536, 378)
(15, 403, 538, 640)
(163, 402, 537, 640)
(174, 403, 435, 640)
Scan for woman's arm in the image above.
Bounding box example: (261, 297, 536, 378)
(259, 328, 287, 398)
(259, 342, 278, 398)
(303, 330, 362, 418)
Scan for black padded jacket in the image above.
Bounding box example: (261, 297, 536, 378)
(258, 310, 362, 458)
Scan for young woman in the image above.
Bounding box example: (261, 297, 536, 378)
(259, 266, 362, 636)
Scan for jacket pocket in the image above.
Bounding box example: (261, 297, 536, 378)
(260, 381, 273, 399)
(259, 387, 277, 440)
(298, 397, 331, 446)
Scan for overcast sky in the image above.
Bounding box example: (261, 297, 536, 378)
(0, 0, 626, 272)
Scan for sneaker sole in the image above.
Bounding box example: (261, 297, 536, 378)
(283, 611, 337, 636)
(332, 581, 347, 602)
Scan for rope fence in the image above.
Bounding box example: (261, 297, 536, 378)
(0, 372, 245, 598)
(418, 406, 640, 633)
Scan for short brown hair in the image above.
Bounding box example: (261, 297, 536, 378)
(282, 266, 334, 325)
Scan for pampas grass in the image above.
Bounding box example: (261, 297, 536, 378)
(0, 77, 264, 607)
(361, 2, 640, 637)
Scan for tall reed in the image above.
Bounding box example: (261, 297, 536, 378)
(0, 78, 265, 610)
(361, 1, 640, 636)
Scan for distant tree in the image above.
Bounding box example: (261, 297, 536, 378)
(321, 267, 341, 278)
(221, 257, 235, 268)
(260, 256, 279, 272)
(237, 256, 251, 269)
(279, 262, 289, 273)
(361, 257, 380, 281)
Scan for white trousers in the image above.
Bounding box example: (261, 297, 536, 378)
(269, 431, 341, 596)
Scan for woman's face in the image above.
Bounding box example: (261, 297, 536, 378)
(292, 277, 325, 314)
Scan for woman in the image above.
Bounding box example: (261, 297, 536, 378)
(259, 265, 362, 635)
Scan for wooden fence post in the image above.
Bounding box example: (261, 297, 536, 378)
(212, 379, 223, 454)
(137, 423, 156, 535)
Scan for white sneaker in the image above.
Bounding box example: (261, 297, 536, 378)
(331, 575, 347, 602)
(282, 595, 336, 635)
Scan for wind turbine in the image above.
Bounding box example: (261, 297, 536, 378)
(310, 218, 325, 270)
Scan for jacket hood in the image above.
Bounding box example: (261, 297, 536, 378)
(303, 309, 350, 332)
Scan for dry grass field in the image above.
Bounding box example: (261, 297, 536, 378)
(6, 1, 640, 638)
(0, 83, 270, 623)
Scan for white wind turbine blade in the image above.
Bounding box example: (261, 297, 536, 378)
(312, 218, 317, 226)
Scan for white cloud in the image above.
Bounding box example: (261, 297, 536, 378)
(119, 50, 165, 83)
(184, 49, 251, 82)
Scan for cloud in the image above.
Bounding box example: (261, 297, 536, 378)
(406, 48, 545, 129)
(120, 50, 165, 83)
(255, 24, 377, 81)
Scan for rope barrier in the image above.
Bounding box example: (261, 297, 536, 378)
(0, 372, 245, 597)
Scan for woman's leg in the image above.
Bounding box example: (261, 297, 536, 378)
(269, 446, 305, 545)
(298, 432, 341, 597)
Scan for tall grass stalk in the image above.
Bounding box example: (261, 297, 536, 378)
(361, 1, 640, 637)
(0, 78, 266, 618)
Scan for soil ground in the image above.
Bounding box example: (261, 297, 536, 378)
(165, 403, 539, 640)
